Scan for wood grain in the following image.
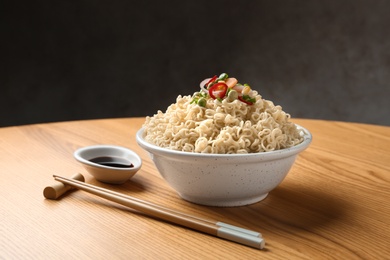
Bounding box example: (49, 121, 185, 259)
(1, 118, 389, 259)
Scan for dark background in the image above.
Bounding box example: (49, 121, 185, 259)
(1, 0, 389, 127)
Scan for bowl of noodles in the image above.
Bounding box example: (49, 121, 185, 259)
(136, 73, 312, 207)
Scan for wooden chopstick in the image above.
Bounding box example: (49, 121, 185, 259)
(53, 175, 265, 249)
(54, 175, 260, 237)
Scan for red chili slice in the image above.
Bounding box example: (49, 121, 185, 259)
(209, 82, 228, 100)
(238, 95, 255, 105)
(204, 75, 218, 88)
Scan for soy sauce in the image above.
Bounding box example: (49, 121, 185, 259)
(89, 156, 134, 168)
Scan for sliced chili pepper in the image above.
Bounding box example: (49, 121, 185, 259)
(238, 95, 256, 105)
(238, 96, 252, 105)
(209, 82, 228, 100)
(204, 75, 218, 89)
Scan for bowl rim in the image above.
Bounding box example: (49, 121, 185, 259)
(74, 144, 142, 171)
(136, 124, 312, 159)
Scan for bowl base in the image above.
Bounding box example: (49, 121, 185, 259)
(178, 193, 269, 207)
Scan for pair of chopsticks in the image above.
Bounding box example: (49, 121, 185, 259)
(53, 175, 265, 249)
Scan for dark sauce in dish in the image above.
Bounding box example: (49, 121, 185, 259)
(89, 156, 134, 168)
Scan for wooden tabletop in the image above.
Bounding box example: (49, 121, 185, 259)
(1, 118, 389, 259)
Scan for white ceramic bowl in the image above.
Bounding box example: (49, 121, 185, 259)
(74, 145, 142, 184)
(136, 126, 312, 207)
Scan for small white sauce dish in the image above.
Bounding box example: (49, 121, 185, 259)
(74, 145, 142, 184)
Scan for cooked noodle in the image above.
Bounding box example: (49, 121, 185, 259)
(143, 90, 303, 154)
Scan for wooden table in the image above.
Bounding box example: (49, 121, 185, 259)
(1, 118, 389, 259)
